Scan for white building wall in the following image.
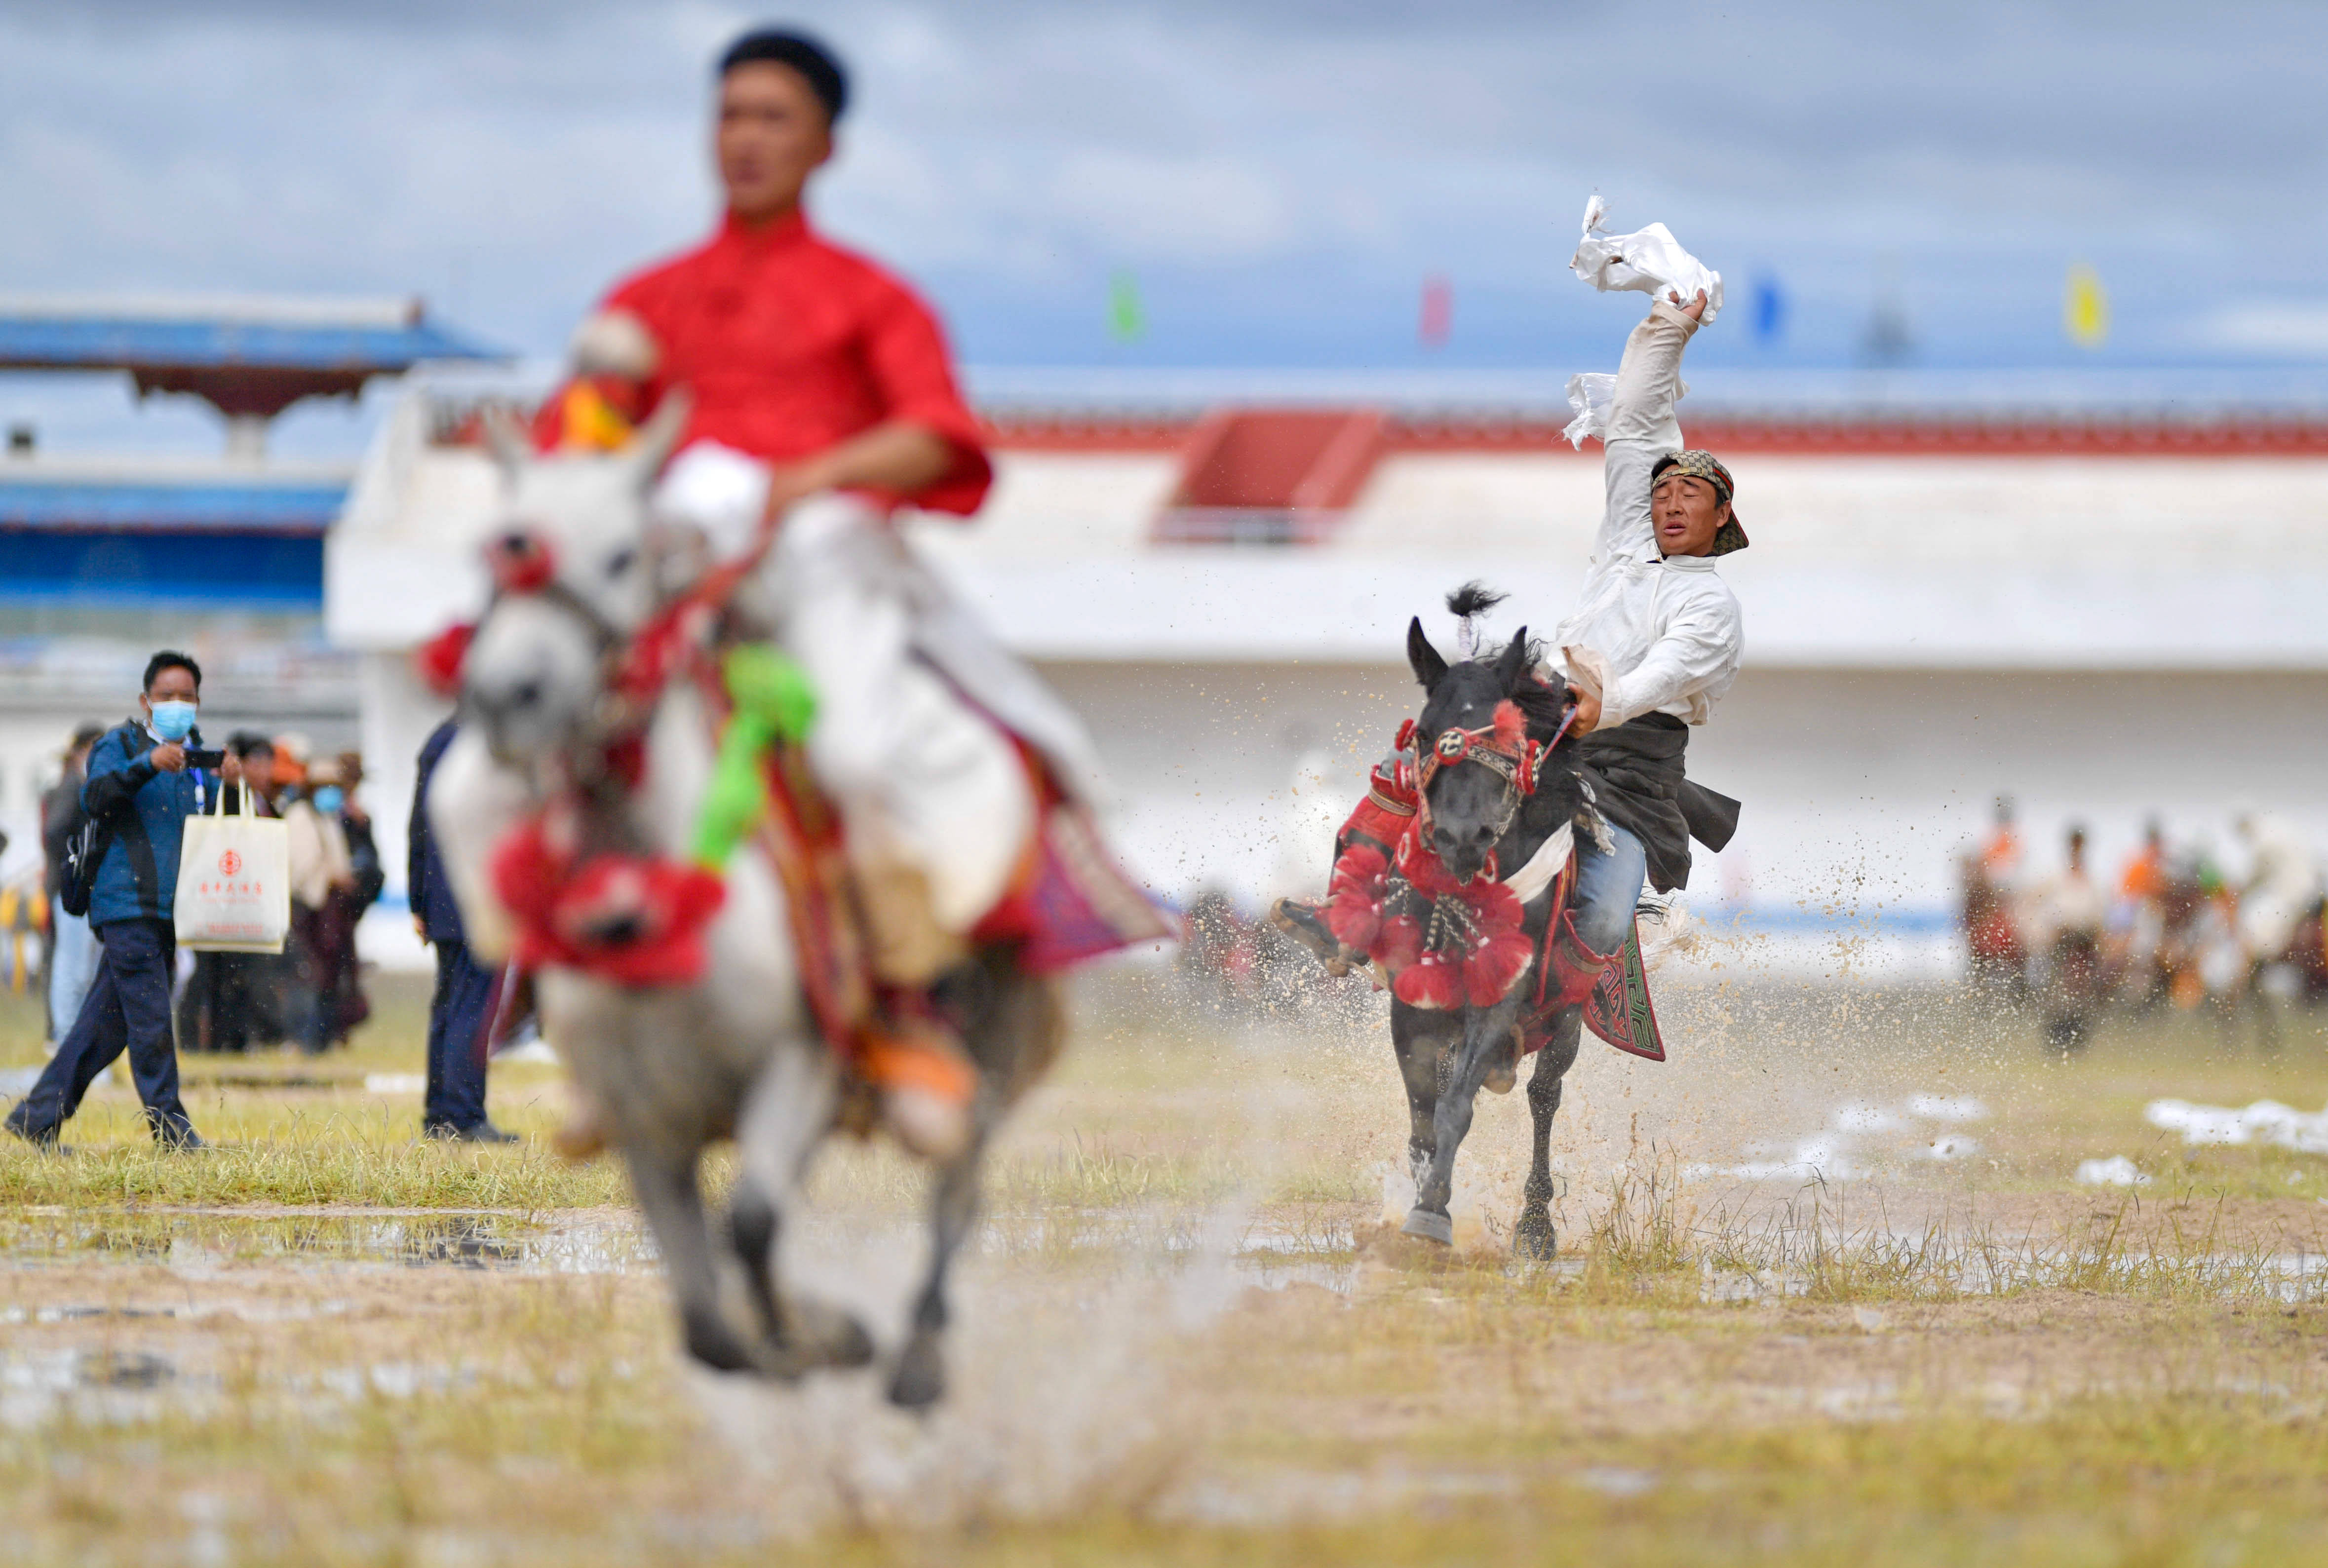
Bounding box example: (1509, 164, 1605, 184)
(323, 393, 2328, 973)
(1046, 659, 2328, 925)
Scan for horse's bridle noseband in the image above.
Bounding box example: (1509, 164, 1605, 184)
(1399, 703, 1575, 866)
(484, 529, 624, 653)
(477, 526, 684, 787)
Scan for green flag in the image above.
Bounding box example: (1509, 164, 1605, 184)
(1108, 269, 1146, 343)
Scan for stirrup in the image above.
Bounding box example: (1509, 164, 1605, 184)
(858, 1014, 977, 1163)
(1267, 898, 1355, 976)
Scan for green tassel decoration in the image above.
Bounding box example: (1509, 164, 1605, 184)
(689, 645, 818, 871)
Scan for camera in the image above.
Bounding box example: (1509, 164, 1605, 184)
(182, 748, 228, 770)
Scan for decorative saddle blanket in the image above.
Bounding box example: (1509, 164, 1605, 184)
(1320, 736, 1665, 1064)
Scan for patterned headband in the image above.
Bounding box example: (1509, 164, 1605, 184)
(1652, 449, 1733, 503)
(1650, 449, 1749, 555)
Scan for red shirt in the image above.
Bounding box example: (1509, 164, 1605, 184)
(585, 209, 991, 516)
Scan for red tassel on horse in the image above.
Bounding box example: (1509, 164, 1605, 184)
(1375, 912, 1424, 973)
(1395, 948, 1462, 1009)
(415, 622, 474, 698)
(1462, 925, 1536, 1007)
(1325, 843, 1393, 952)
(489, 814, 729, 988)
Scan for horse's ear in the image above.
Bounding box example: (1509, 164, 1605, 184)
(628, 388, 694, 489)
(1497, 627, 1531, 688)
(1407, 617, 1448, 689)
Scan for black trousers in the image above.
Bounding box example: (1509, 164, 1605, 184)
(6, 917, 194, 1143)
(424, 938, 498, 1131)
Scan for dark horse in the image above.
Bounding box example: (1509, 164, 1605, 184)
(1388, 616, 1605, 1256)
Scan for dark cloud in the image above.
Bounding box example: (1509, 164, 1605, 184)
(0, 0, 2320, 420)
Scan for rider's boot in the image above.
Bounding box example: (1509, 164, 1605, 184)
(860, 989, 977, 1163)
(1268, 898, 1356, 976)
(852, 858, 980, 1162)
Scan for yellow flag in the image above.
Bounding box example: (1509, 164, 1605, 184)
(2065, 263, 2108, 348)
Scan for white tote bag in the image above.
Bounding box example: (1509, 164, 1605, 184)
(175, 796, 291, 954)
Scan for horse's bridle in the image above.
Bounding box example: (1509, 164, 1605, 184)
(474, 526, 709, 788)
(1398, 702, 1574, 868)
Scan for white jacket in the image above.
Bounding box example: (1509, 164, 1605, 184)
(1550, 300, 1744, 729)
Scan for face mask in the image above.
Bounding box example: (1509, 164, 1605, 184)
(311, 786, 345, 814)
(150, 699, 197, 742)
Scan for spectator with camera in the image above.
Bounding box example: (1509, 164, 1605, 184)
(5, 651, 213, 1149)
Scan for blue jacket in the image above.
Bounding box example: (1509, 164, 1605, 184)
(82, 717, 211, 928)
(409, 717, 467, 947)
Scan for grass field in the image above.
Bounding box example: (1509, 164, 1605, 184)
(4, 962, 2328, 1565)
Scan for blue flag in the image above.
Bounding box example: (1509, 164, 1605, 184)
(1752, 276, 1785, 344)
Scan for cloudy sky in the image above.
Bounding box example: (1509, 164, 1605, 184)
(3, 0, 2325, 452)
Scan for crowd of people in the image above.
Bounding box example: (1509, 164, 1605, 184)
(1961, 796, 2328, 1054)
(3, 649, 508, 1151)
(171, 732, 383, 1057)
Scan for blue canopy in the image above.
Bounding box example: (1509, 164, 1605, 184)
(0, 301, 499, 375)
(0, 476, 346, 533)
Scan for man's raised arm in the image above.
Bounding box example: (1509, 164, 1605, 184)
(1595, 292, 1705, 562)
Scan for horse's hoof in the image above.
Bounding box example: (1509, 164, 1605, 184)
(887, 1331, 946, 1411)
(681, 1305, 756, 1374)
(791, 1297, 877, 1371)
(1513, 1209, 1557, 1262)
(1400, 1206, 1455, 1245)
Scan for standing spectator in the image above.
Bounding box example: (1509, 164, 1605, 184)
(4, 652, 209, 1149)
(2025, 825, 2108, 1058)
(320, 752, 383, 1041)
(2110, 817, 2173, 1008)
(1962, 795, 2029, 1004)
(176, 733, 276, 1053)
(39, 723, 105, 1048)
(2233, 810, 2322, 970)
(410, 717, 514, 1143)
(278, 742, 354, 1056)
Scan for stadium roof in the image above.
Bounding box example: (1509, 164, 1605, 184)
(0, 294, 498, 374)
(0, 294, 504, 421)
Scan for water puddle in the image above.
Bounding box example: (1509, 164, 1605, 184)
(0, 1210, 651, 1275)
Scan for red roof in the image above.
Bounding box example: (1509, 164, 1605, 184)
(983, 407, 2328, 458)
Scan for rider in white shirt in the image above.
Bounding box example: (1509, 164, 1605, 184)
(1548, 288, 1745, 957)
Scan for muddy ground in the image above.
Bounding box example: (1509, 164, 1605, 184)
(4, 969, 2328, 1565)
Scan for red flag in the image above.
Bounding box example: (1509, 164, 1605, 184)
(1419, 274, 1452, 348)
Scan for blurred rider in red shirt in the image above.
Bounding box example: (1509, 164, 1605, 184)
(541, 32, 987, 520)
(538, 31, 1164, 1157)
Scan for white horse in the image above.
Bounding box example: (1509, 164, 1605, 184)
(428, 404, 1059, 1406)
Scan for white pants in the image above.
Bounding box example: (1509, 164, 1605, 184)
(765, 502, 1036, 934)
(656, 452, 1117, 936)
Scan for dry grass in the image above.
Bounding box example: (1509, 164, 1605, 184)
(3, 967, 2328, 1563)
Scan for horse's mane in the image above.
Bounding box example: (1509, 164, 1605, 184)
(1507, 669, 1572, 745)
(1425, 580, 1572, 748)
(1444, 581, 1507, 620)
